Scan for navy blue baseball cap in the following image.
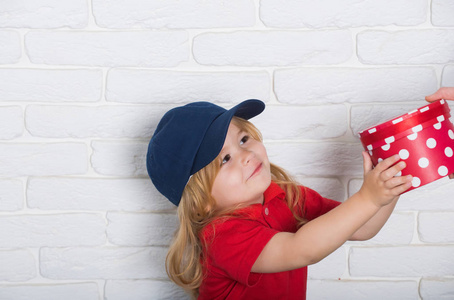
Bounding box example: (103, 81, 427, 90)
(146, 100, 265, 206)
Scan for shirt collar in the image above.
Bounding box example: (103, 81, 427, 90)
(263, 181, 286, 205)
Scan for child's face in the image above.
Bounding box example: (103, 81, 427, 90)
(211, 122, 271, 210)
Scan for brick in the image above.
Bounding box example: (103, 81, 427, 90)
(193, 31, 352, 66)
(350, 104, 420, 137)
(308, 246, 346, 280)
(0, 283, 99, 300)
(347, 212, 414, 245)
(275, 67, 436, 105)
(265, 142, 363, 177)
(308, 280, 418, 300)
(0, 0, 88, 29)
(91, 141, 148, 177)
(25, 31, 188, 67)
(27, 177, 173, 211)
(92, 0, 255, 29)
(26, 105, 165, 138)
(348, 178, 363, 197)
(40, 247, 167, 279)
(106, 69, 270, 104)
(105, 280, 189, 300)
(0, 69, 102, 102)
(254, 105, 347, 140)
(0, 214, 106, 247)
(0, 106, 23, 139)
(441, 65, 454, 86)
(261, 0, 426, 28)
(432, 0, 454, 27)
(419, 212, 454, 243)
(0, 30, 21, 63)
(397, 178, 454, 211)
(107, 213, 177, 246)
(350, 246, 454, 277)
(420, 278, 454, 299)
(296, 177, 345, 202)
(0, 249, 36, 281)
(357, 30, 454, 64)
(0, 143, 87, 177)
(0, 179, 24, 211)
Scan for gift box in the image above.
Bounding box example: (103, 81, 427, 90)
(359, 100, 454, 192)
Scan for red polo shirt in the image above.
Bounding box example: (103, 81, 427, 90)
(198, 182, 341, 300)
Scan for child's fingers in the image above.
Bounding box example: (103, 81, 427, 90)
(380, 161, 406, 181)
(389, 176, 413, 194)
(384, 174, 412, 189)
(362, 151, 373, 174)
(374, 154, 401, 173)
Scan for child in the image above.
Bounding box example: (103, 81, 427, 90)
(146, 100, 413, 299)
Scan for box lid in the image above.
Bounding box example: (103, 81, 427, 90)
(359, 100, 451, 151)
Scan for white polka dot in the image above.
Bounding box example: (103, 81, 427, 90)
(412, 177, 421, 187)
(441, 99, 445, 104)
(426, 138, 437, 149)
(438, 166, 449, 176)
(418, 157, 429, 168)
(445, 147, 453, 157)
(437, 115, 445, 123)
(395, 171, 402, 177)
(449, 129, 454, 139)
(399, 149, 410, 160)
(378, 158, 383, 163)
(385, 136, 395, 144)
(420, 106, 429, 113)
(381, 144, 391, 151)
(433, 123, 442, 130)
(412, 125, 423, 133)
(407, 133, 418, 140)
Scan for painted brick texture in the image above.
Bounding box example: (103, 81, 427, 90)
(0, 1, 453, 299)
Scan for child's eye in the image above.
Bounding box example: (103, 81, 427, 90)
(221, 154, 231, 166)
(240, 135, 249, 145)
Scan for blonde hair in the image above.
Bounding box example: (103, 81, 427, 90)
(165, 117, 306, 298)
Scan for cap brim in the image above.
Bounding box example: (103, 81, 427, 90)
(191, 99, 265, 174)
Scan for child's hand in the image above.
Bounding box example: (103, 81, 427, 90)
(358, 152, 413, 207)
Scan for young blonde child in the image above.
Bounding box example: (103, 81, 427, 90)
(146, 100, 413, 299)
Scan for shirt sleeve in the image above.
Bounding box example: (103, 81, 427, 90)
(204, 218, 278, 286)
(301, 186, 341, 221)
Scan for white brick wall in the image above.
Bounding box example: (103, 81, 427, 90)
(0, 1, 453, 299)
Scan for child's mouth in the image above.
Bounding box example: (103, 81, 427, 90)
(249, 163, 262, 179)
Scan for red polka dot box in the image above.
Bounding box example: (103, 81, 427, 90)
(359, 100, 454, 192)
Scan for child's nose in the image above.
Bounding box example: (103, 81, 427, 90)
(241, 149, 254, 165)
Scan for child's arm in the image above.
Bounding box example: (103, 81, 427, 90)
(349, 152, 399, 241)
(251, 153, 412, 273)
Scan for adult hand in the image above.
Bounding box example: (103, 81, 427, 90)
(425, 87, 454, 102)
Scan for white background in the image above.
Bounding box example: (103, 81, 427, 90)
(0, 0, 453, 299)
